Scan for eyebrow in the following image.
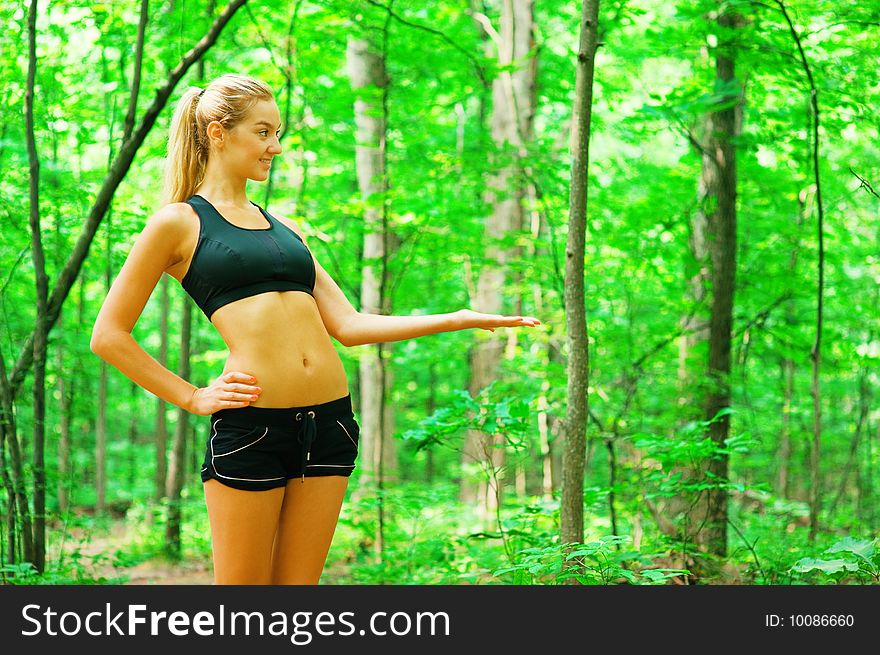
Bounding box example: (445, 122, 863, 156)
(255, 121, 282, 130)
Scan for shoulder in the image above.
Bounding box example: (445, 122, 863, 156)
(147, 202, 196, 229)
(270, 210, 309, 243)
(143, 202, 198, 238)
(134, 202, 199, 268)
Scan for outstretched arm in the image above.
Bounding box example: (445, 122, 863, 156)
(273, 214, 541, 347)
(341, 309, 541, 347)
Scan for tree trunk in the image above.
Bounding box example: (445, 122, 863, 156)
(155, 274, 170, 501)
(461, 0, 536, 523)
(96, 208, 113, 513)
(56, 307, 72, 514)
(561, 0, 599, 575)
(776, 2, 827, 545)
(777, 195, 805, 499)
(25, 0, 48, 573)
(0, 351, 33, 567)
(666, 113, 713, 554)
(346, 31, 398, 560)
(128, 381, 139, 489)
(701, 5, 741, 559)
(165, 294, 193, 558)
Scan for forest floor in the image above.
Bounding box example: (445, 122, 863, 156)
(68, 521, 215, 585)
(66, 519, 349, 585)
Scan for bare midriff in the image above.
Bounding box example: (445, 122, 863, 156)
(166, 205, 350, 409)
(210, 291, 350, 408)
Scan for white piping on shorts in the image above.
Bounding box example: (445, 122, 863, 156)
(306, 463, 355, 468)
(210, 418, 284, 483)
(336, 419, 358, 449)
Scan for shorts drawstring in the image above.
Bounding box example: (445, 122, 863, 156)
(295, 410, 317, 483)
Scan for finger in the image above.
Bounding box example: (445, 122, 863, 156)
(225, 371, 257, 384)
(227, 383, 262, 394)
(226, 391, 259, 402)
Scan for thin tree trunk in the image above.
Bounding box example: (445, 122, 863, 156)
(96, 361, 107, 512)
(95, 49, 118, 514)
(1, 416, 14, 569)
(155, 275, 169, 501)
(867, 416, 878, 531)
(777, 196, 805, 499)
(774, 0, 826, 544)
(54, 129, 73, 517)
(25, 0, 48, 573)
(665, 109, 713, 556)
(523, 180, 547, 499)
(561, 0, 599, 572)
(777, 356, 794, 497)
(426, 359, 436, 484)
(346, 30, 396, 561)
(548, 342, 564, 494)
(96, 213, 112, 514)
(0, 347, 35, 567)
(165, 295, 193, 558)
(0, 348, 29, 568)
(828, 362, 870, 515)
(56, 308, 71, 514)
(128, 381, 139, 489)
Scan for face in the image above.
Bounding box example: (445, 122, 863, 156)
(209, 99, 283, 181)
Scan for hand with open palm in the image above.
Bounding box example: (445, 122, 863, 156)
(456, 308, 542, 333)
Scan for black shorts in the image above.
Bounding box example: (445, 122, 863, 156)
(200, 393, 360, 491)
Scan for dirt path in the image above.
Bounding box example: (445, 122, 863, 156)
(60, 521, 214, 585)
(63, 520, 347, 585)
(114, 558, 215, 585)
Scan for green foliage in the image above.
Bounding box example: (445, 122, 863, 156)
(333, 481, 481, 584)
(401, 381, 534, 453)
(631, 412, 758, 505)
(792, 538, 880, 584)
(1, 513, 129, 585)
(494, 536, 689, 585)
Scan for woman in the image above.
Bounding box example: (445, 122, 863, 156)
(90, 73, 541, 585)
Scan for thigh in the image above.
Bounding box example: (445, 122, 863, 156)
(271, 476, 350, 585)
(204, 479, 285, 584)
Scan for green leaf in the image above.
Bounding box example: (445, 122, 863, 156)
(825, 537, 875, 562)
(791, 558, 859, 575)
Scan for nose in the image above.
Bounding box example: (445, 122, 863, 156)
(268, 135, 282, 155)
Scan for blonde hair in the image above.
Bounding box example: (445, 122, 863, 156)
(162, 74, 274, 204)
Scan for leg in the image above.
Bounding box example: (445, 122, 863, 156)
(270, 476, 350, 584)
(203, 479, 285, 584)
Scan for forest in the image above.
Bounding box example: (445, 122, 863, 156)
(1, 0, 878, 586)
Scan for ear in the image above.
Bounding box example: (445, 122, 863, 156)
(205, 120, 225, 148)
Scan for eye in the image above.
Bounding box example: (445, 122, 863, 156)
(259, 130, 268, 136)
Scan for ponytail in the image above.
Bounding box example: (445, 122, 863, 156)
(163, 87, 206, 205)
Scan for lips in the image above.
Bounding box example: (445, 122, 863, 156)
(260, 158, 272, 165)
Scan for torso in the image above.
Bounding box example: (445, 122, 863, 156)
(164, 200, 349, 408)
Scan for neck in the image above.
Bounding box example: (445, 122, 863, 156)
(196, 159, 250, 208)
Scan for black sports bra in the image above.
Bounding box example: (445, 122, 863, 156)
(181, 194, 316, 321)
